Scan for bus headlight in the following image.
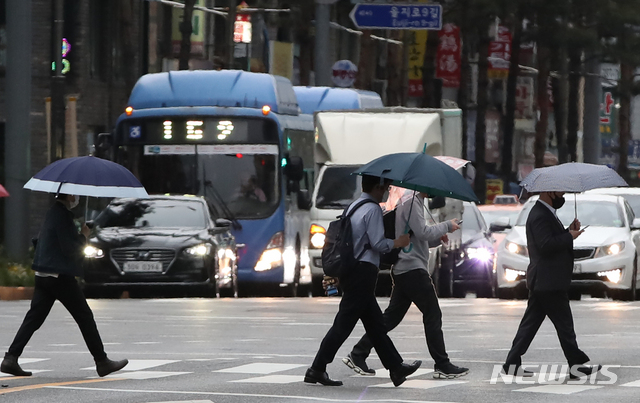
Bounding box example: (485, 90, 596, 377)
(84, 245, 104, 259)
(185, 244, 211, 256)
(255, 232, 284, 272)
(310, 224, 326, 249)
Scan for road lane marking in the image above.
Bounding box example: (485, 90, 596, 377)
(45, 385, 457, 402)
(514, 385, 603, 394)
(230, 374, 303, 384)
(371, 379, 467, 389)
(0, 378, 122, 395)
(93, 371, 191, 380)
(82, 359, 180, 372)
(215, 363, 305, 374)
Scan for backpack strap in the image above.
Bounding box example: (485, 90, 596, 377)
(344, 198, 377, 218)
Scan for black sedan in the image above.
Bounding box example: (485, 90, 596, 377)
(451, 202, 496, 298)
(82, 196, 238, 297)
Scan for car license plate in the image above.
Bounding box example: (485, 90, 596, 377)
(573, 263, 582, 273)
(123, 261, 163, 273)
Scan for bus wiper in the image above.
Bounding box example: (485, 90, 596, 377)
(204, 180, 242, 230)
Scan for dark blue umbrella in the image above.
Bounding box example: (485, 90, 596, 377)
(24, 156, 148, 198)
(354, 152, 478, 202)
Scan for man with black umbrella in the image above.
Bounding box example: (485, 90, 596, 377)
(1, 193, 128, 378)
(502, 191, 601, 379)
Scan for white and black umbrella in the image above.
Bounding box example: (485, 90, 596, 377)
(24, 156, 148, 198)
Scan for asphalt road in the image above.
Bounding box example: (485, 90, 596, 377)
(1, 295, 640, 403)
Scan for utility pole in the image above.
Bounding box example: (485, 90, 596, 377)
(314, 0, 336, 86)
(227, 0, 237, 69)
(583, 58, 601, 164)
(51, 0, 65, 162)
(5, 0, 32, 260)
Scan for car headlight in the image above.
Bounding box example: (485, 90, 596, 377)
(504, 268, 526, 282)
(255, 232, 284, 272)
(466, 247, 493, 262)
(597, 268, 622, 283)
(595, 242, 625, 258)
(506, 241, 528, 257)
(84, 245, 104, 259)
(310, 224, 326, 249)
(185, 244, 212, 256)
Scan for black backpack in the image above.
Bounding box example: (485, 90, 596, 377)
(321, 199, 375, 278)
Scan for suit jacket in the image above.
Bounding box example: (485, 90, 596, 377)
(525, 201, 574, 292)
(32, 201, 85, 277)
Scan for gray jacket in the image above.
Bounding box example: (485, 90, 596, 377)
(393, 192, 452, 275)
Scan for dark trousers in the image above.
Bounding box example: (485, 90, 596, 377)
(311, 262, 403, 372)
(505, 290, 589, 368)
(7, 275, 107, 362)
(352, 268, 450, 367)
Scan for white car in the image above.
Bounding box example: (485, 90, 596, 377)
(586, 187, 640, 216)
(495, 194, 640, 300)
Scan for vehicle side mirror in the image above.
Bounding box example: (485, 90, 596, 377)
(632, 218, 640, 230)
(284, 156, 304, 182)
(215, 218, 232, 228)
(297, 189, 312, 210)
(429, 196, 446, 210)
(489, 216, 511, 232)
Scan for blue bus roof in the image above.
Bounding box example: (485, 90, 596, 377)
(293, 86, 383, 114)
(127, 70, 299, 116)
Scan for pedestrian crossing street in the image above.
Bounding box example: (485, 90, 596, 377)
(4, 358, 640, 396)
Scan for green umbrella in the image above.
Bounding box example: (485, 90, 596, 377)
(354, 152, 478, 202)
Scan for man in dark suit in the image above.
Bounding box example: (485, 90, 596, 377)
(1, 194, 128, 378)
(503, 191, 600, 379)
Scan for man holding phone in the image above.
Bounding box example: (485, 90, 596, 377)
(344, 190, 469, 379)
(502, 191, 600, 379)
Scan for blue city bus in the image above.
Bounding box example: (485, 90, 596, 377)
(107, 70, 316, 296)
(293, 86, 384, 115)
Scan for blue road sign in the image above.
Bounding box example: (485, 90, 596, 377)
(349, 3, 442, 30)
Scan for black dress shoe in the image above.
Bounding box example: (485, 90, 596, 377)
(1, 354, 32, 377)
(304, 367, 343, 386)
(390, 360, 422, 387)
(502, 364, 534, 377)
(96, 357, 129, 377)
(569, 364, 602, 380)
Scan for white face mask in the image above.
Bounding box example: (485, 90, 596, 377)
(69, 195, 80, 209)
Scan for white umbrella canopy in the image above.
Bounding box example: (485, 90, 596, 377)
(520, 162, 628, 193)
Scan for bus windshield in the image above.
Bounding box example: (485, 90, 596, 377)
(116, 117, 280, 219)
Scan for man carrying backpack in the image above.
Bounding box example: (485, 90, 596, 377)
(304, 175, 420, 387)
(343, 189, 469, 379)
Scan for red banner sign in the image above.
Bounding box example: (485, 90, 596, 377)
(488, 26, 511, 79)
(436, 23, 461, 88)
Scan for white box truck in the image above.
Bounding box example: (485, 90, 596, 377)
(308, 108, 466, 296)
